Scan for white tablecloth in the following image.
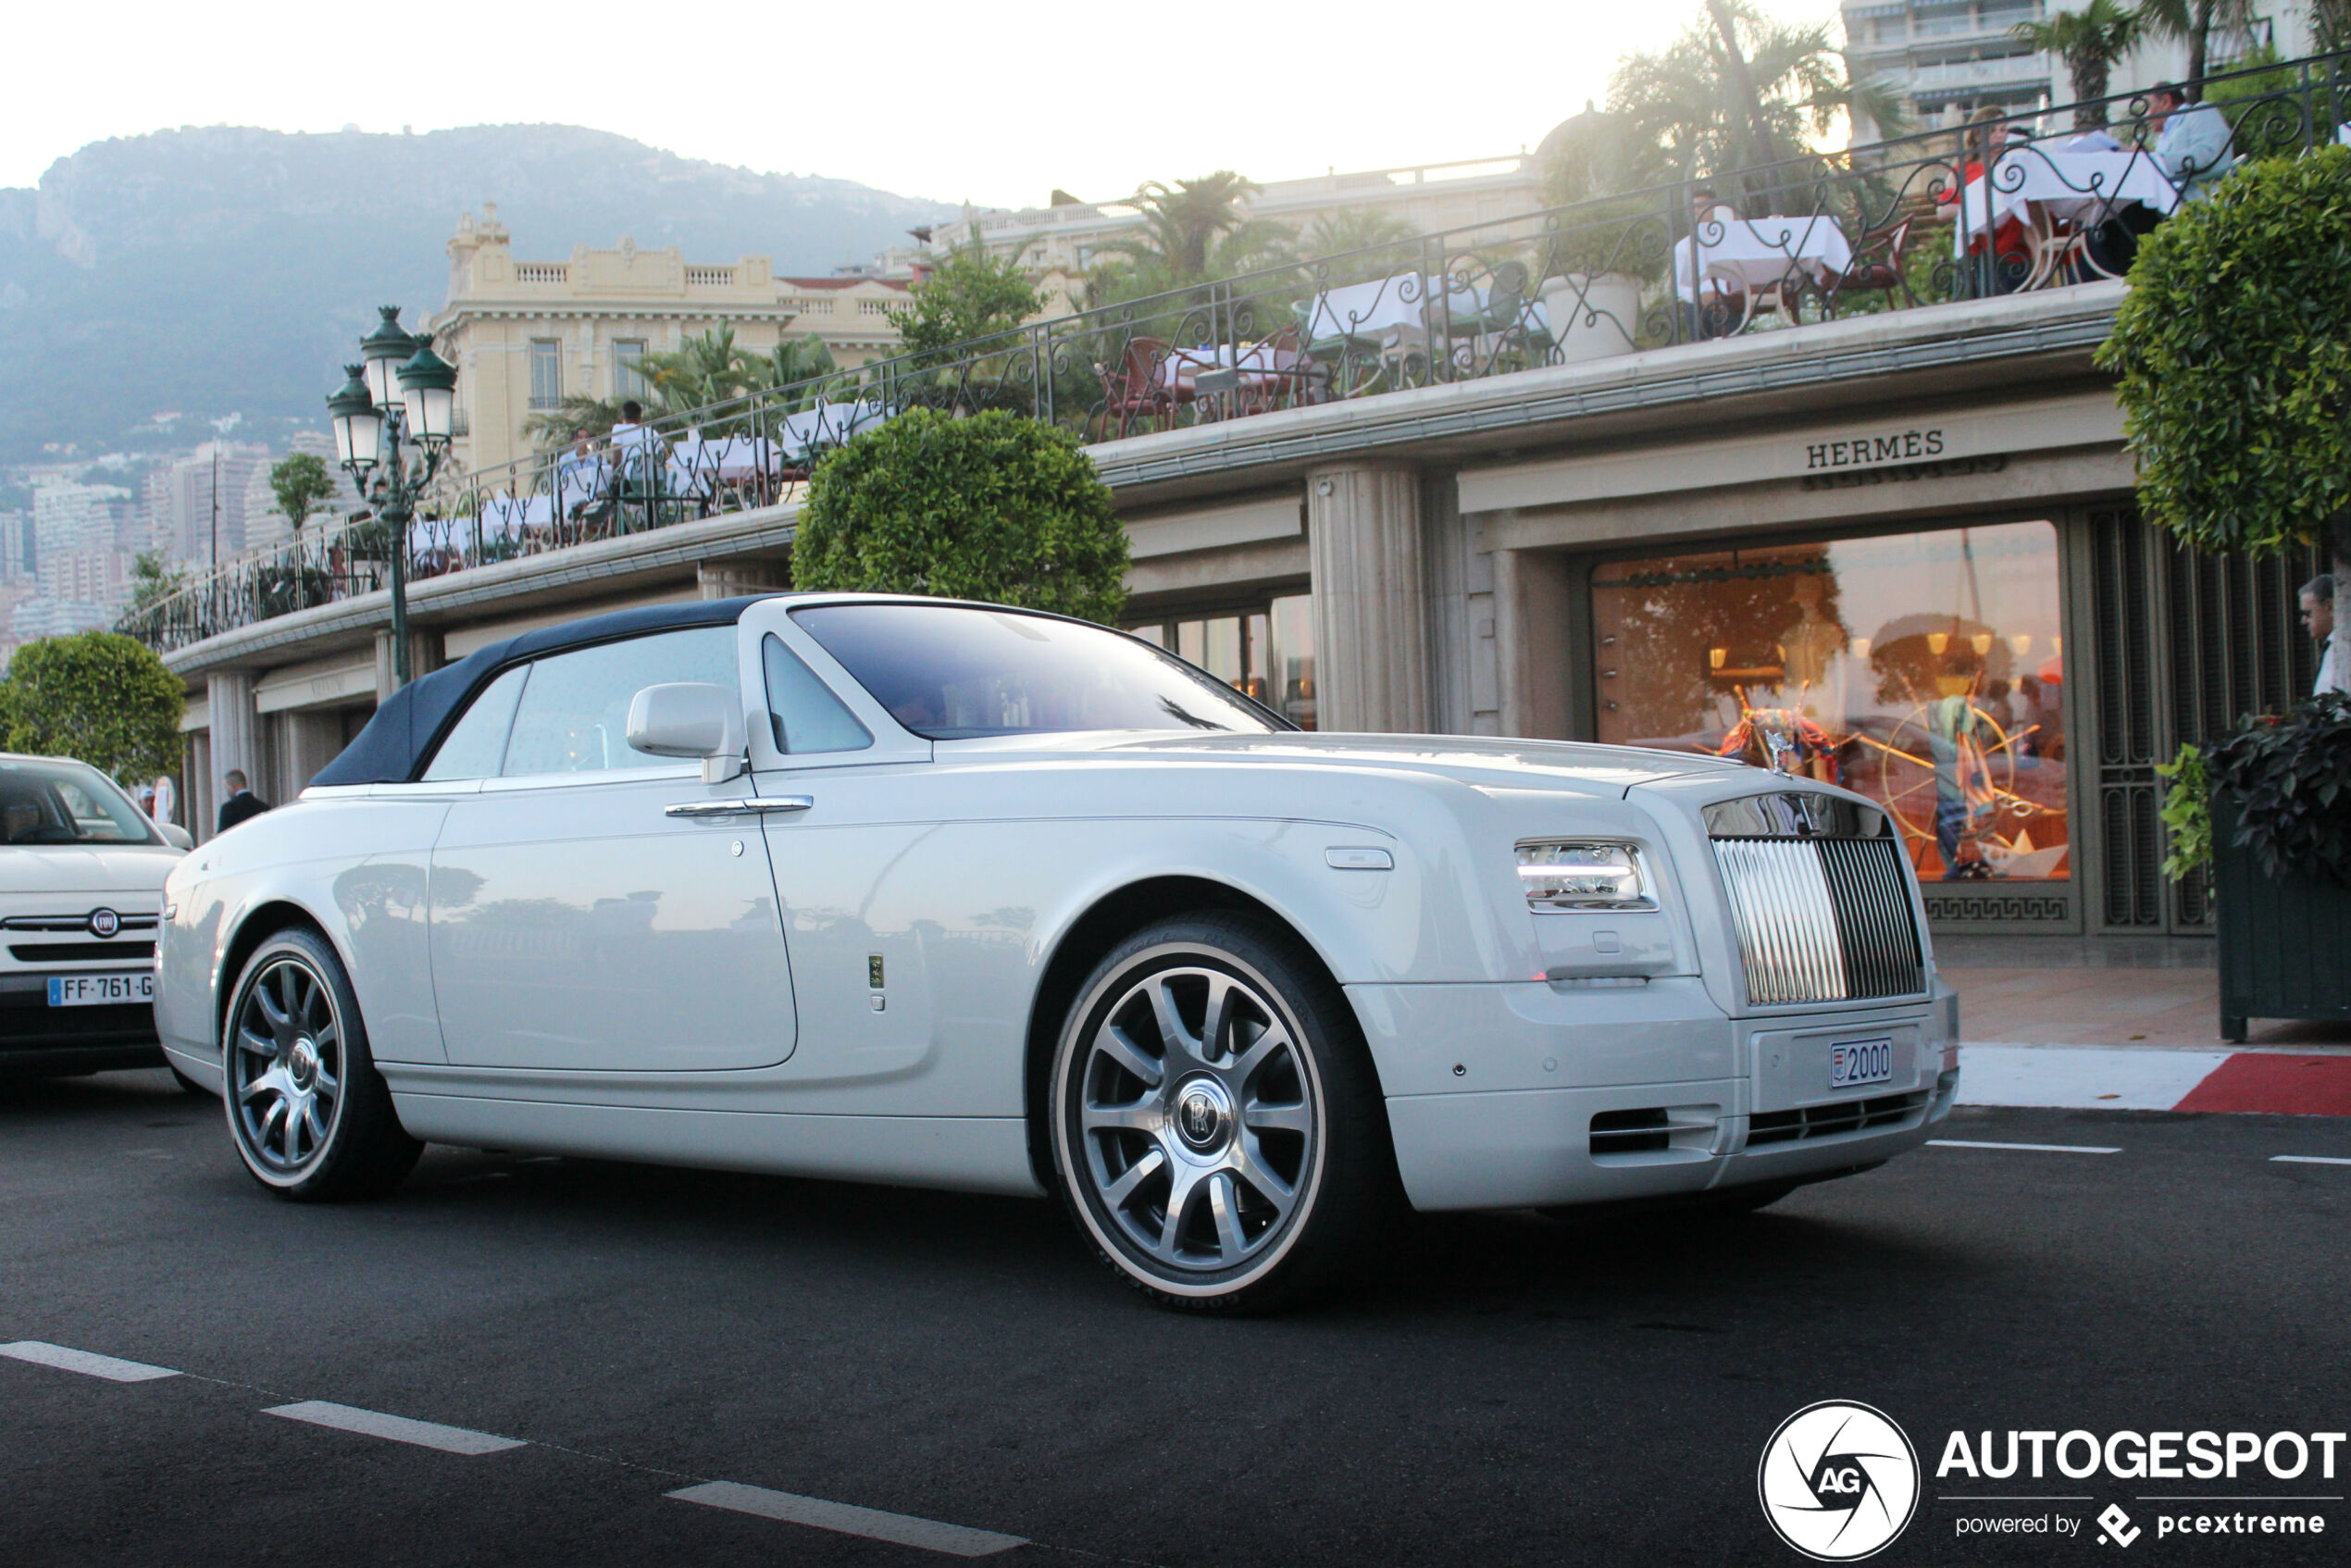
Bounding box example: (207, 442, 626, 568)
(1673, 217, 1855, 303)
(1156, 340, 1310, 390)
(1950, 148, 2180, 255)
(777, 399, 888, 463)
(1302, 274, 1488, 340)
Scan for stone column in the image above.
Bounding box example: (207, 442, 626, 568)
(205, 672, 256, 837)
(1491, 548, 1576, 740)
(374, 629, 439, 702)
(698, 558, 789, 601)
(1307, 463, 1429, 734)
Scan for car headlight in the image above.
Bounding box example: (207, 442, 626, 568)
(1516, 841, 1652, 911)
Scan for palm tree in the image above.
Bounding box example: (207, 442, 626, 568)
(2135, 0, 2259, 96)
(1299, 208, 1424, 288)
(631, 324, 762, 418)
(522, 393, 626, 453)
(2312, 0, 2351, 54)
(1081, 172, 1299, 308)
(750, 335, 841, 413)
(2012, 2, 2144, 127)
(1611, 0, 1908, 186)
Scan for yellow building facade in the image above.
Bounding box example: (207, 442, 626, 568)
(429, 205, 911, 479)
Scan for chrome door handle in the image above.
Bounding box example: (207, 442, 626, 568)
(665, 796, 814, 819)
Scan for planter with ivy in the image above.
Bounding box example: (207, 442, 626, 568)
(2168, 698, 2351, 1041)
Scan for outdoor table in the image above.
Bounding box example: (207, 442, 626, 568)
(1672, 217, 1855, 325)
(1950, 148, 2179, 284)
(777, 399, 889, 467)
(1156, 340, 1308, 392)
(1300, 274, 1488, 343)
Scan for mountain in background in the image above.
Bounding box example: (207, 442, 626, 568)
(0, 124, 955, 466)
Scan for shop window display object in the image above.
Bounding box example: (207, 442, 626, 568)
(1591, 521, 2069, 883)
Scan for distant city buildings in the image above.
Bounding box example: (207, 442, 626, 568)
(427, 205, 915, 479)
(0, 430, 341, 665)
(1839, 0, 2308, 140)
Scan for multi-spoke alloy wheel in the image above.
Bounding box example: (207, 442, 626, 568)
(231, 955, 345, 1176)
(222, 927, 419, 1201)
(1051, 915, 1393, 1312)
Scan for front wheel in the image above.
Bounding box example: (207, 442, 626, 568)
(222, 927, 419, 1201)
(1050, 914, 1394, 1313)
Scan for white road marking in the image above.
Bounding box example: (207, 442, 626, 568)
(1956, 1044, 2231, 1111)
(2272, 1154, 2351, 1166)
(1927, 1139, 2121, 1154)
(264, 1400, 525, 1455)
(669, 1480, 1026, 1557)
(1, 1341, 180, 1382)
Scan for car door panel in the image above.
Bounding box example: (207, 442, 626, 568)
(430, 768, 797, 1072)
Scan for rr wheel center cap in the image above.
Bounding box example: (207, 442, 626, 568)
(287, 1038, 320, 1091)
(1172, 1076, 1235, 1153)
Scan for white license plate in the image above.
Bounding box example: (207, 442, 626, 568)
(1829, 1037, 1893, 1089)
(46, 973, 155, 1007)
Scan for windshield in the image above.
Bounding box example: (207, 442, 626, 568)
(792, 604, 1286, 740)
(0, 759, 162, 846)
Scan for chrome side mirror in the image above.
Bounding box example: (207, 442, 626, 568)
(626, 682, 748, 783)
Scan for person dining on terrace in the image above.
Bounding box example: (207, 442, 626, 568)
(2147, 81, 2238, 201)
(1939, 107, 2031, 292)
(554, 428, 608, 529)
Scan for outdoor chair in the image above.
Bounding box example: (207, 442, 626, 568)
(1097, 336, 1186, 438)
(1829, 214, 1920, 314)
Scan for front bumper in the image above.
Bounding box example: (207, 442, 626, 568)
(1351, 977, 1959, 1211)
(0, 972, 163, 1076)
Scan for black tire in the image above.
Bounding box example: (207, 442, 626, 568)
(1049, 912, 1396, 1313)
(221, 927, 420, 1201)
(167, 1064, 210, 1097)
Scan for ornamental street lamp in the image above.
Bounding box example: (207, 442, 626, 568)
(327, 305, 455, 689)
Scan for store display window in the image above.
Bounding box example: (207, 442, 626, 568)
(1590, 521, 2068, 883)
(1126, 593, 1316, 729)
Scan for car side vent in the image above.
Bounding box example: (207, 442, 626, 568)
(1589, 1108, 1672, 1156)
(1746, 1090, 1929, 1148)
(1588, 1103, 1722, 1165)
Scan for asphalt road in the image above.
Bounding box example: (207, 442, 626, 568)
(4, 1068, 2347, 1568)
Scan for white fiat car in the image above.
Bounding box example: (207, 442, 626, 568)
(0, 753, 189, 1079)
(157, 594, 1959, 1311)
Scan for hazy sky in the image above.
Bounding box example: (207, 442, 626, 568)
(14, 0, 1845, 207)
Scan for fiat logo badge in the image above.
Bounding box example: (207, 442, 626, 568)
(88, 908, 120, 939)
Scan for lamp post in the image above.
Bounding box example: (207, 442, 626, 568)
(327, 305, 457, 688)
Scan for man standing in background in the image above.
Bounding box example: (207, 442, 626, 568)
(2302, 573, 2340, 695)
(217, 769, 269, 833)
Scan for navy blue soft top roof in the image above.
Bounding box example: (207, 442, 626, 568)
(311, 594, 778, 786)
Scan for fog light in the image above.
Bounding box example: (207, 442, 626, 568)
(1517, 842, 1652, 911)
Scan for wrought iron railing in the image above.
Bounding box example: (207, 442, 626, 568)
(121, 50, 2351, 656)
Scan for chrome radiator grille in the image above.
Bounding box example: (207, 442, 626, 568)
(1706, 794, 1926, 1006)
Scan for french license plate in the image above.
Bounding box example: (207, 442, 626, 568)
(1829, 1037, 1893, 1090)
(46, 973, 155, 1007)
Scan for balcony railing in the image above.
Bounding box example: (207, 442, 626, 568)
(121, 50, 2351, 658)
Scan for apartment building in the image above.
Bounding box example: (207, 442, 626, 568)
(428, 205, 912, 479)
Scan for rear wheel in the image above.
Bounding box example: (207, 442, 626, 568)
(1050, 914, 1393, 1313)
(222, 927, 419, 1201)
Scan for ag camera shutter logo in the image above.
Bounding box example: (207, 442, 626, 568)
(1759, 1400, 1921, 1561)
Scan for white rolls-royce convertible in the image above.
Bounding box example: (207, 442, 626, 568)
(158, 594, 1959, 1311)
